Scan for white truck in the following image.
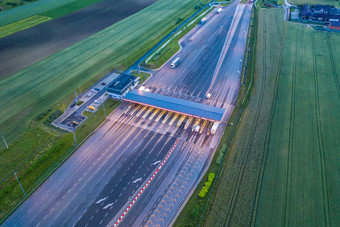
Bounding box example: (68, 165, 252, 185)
(200, 17, 207, 24)
(170, 57, 180, 68)
(210, 122, 219, 135)
(217, 8, 222, 14)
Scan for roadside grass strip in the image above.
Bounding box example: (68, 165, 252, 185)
(113, 137, 181, 227)
(0, 15, 51, 38)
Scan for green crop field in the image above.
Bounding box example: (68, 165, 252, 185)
(0, 0, 77, 26)
(0, 0, 208, 147)
(288, 0, 340, 7)
(0, 15, 51, 38)
(204, 8, 340, 227)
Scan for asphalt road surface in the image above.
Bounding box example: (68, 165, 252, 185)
(0, 0, 157, 79)
(3, 1, 252, 226)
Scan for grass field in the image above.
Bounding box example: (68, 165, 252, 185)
(288, 0, 340, 7)
(0, 0, 78, 26)
(0, 15, 51, 38)
(40, 0, 103, 18)
(0, 0, 209, 148)
(203, 8, 340, 227)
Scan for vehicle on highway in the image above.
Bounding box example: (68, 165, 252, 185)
(88, 105, 95, 110)
(94, 100, 101, 104)
(170, 57, 180, 69)
(211, 122, 219, 135)
(200, 17, 207, 24)
(206, 93, 211, 99)
(217, 8, 222, 14)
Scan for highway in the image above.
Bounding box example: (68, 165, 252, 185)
(3, 1, 252, 226)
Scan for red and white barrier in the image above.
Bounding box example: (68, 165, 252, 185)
(113, 137, 180, 227)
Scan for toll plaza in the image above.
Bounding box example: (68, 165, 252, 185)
(123, 89, 225, 122)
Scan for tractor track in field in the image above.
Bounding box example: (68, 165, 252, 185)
(284, 26, 298, 226)
(250, 12, 287, 227)
(325, 34, 340, 98)
(311, 33, 331, 227)
(221, 11, 268, 227)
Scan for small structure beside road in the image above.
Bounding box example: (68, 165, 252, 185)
(107, 74, 139, 99)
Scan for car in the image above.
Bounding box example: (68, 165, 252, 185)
(88, 105, 95, 110)
(94, 88, 100, 91)
(86, 92, 92, 97)
(94, 100, 101, 104)
(101, 82, 106, 85)
(72, 121, 79, 125)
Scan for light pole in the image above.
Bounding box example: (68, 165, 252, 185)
(14, 172, 27, 197)
(101, 96, 106, 118)
(72, 126, 77, 147)
(2, 135, 9, 150)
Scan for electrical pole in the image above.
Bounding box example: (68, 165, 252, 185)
(2, 135, 9, 150)
(157, 54, 159, 68)
(14, 172, 27, 197)
(172, 38, 174, 54)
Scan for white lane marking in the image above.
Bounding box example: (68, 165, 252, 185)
(103, 203, 114, 210)
(36, 222, 41, 227)
(96, 197, 108, 204)
(90, 216, 94, 220)
(100, 220, 103, 224)
(133, 178, 142, 183)
(151, 160, 161, 166)
(105, 213, 108, 217)
(96, 209, 99, 213)
(123, 187, 126, 191)
(119, 193, 122, 197)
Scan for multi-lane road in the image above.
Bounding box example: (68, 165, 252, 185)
(3, 1, 252, 226)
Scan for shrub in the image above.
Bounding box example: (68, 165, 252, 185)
(76, 101, 84, 106)
(198, 172, 215, 198)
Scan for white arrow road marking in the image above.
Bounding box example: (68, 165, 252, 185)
(151, 160, 161, 166)
(96, 197, 108, 204)
(132, 178, 142, 183)
(103, 203, 114, 210)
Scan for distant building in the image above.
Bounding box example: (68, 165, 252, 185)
(329, 21, 340, 30)
(300, 5, 340, 23)
(107, 74, 138, 99)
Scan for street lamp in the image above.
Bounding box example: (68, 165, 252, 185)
(14, 172, 27, 197)
(101, 96, 106, 119)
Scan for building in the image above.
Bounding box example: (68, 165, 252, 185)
(329, 21, 340, 30)
(107, 74, 139, 99)
(300, 5, 340, 22)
